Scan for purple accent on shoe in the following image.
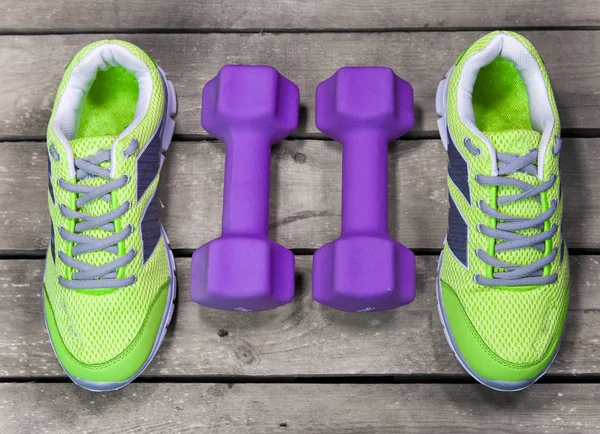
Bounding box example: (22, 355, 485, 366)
(141, 189, 161, 263)
(48, 153, 55, 204)
(137, 70, 176, 264)
(190, 65, 299, 312)
(50, 223, 56, 263)
(136, 76, 171, 203)
(447, 131, 471, 204)
(312, 66, 416, 312)
(447, 193, 468, 267)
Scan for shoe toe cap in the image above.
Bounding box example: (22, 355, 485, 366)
(438, 279, 564, 391)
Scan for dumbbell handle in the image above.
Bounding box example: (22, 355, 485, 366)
(222, 131, 272, 237)
(341, 130, 389, 236)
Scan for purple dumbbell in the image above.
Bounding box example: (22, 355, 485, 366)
(190, 65, 299, 311)
(312, 67, 416, 312)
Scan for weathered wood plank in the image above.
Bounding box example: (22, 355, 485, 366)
(1, 31, 600, 138)
(0, 255, 596, 377)
(1, 383, 599, 433)
(2, 0, 600, 31)
(1, 138, 597, 252)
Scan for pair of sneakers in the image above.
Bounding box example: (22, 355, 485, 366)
(44, 32, 569, 392)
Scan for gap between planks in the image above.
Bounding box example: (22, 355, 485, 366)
(5, 26, 600, 36)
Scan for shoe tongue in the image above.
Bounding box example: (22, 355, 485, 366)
(69, 135, 120, 267)
(484, 130, 545, 271)
(484, 129, 542, 155)
(69, 135, 117, 160)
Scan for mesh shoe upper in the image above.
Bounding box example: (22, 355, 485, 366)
(439, 31, 569, 373)
(44, 40, 172, 376)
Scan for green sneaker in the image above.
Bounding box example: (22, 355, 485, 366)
(44, 40, 177, 391)
(435, 31, 569, 391)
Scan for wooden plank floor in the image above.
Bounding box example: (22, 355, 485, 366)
(2, 1, 600, 432)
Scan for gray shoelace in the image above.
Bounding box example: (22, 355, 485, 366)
(57, 148, 137, 289)
(471, 147, 558, 287)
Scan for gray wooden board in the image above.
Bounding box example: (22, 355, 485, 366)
(1, 0, 600, 31)
(1, 138, 598, 252)
(0, 255, 596, 377)
(1, 383, 600, 433)
(1, 31, 600, 138)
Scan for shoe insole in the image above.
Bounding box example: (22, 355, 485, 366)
(76, 66, 139, 139)
(472, 58, 532, 132)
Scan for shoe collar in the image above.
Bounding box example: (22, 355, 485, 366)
(456, 32, 555, 180)
(51, 43, 154, 179)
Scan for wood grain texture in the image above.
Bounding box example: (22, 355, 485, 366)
(1, 138, 598, 252)
(1, 383, 600, 433)
(1, 0, 599, 31)
(0, 255, 596, 377)
(1, 31, 599, 138)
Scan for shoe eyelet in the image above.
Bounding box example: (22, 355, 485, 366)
(472, 274, 480, 284)
(476, 223, 483, 233)
(464, 137, 481, 156)
(49, 143, 60, 161)
(122, 138, 140, 158)
(552, 136, 562, 155)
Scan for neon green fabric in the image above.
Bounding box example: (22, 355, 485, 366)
(439, 31, 569, 384)
(440, 280, 566, 382)
(44, 281, 169, 383)
(44, 40, 172, 385)
(77, 67, 139, 138)
(473, 58, 532, 132)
